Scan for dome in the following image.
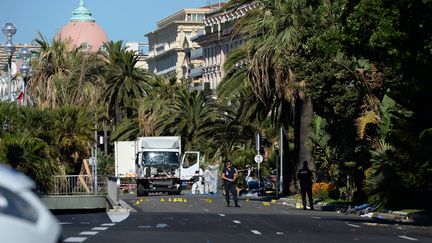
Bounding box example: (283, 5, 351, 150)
(56, 0, 108, 52)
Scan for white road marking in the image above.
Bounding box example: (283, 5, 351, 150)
(203, 209, 209, 212)
(232, 220, 241, 224)
(64, 237, 87, 242)
(79, 231, 98, 236)
(79, 222, 90, 225)
(91, 227, 109, 231)
(251, 230, 262, 235)
(276, 232, 284, 235)
(347, 223, 361, 228)
(138, 225, 152, 229)
(107, 211, 130, 223)
(156, 223, 169, 228)
(398, 235, 418, 241)
(60, 222, 73, 225)
(101, 223, 115, 226)
(218, 214, 225, 217)
(311, 216, 321, 219)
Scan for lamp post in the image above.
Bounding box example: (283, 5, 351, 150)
(2, 23, 17, 102)
(19, 48, 31, 106)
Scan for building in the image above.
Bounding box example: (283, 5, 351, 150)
(193, 2, 257, 90)
(56, 0, 108, 52)
(145, 7, 214, 84)
(126, 42, 149, 70)
(0, 43, 39, 102)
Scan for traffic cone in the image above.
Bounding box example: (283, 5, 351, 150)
(184, 198, 187, 203)
(160, 198, 165, 202)
(168, 198, 172, 202)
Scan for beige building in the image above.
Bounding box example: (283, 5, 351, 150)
(193, 2, 258, 90)
(145, 7, 213, 84)
(125, 42, 149, 70)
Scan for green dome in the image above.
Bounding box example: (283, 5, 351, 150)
(70, 0, 95, 22)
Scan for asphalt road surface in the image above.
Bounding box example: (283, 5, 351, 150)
(57, 194, 432, 243)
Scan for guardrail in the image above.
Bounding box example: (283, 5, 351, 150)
(44, 175, 108, 195)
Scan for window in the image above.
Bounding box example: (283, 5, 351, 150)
(0, 186, 38, 224)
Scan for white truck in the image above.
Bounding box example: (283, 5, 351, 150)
(115, 136, 199, 196)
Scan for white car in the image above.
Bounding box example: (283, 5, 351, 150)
(0, 164, 62, 243)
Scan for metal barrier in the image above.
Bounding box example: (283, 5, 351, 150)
(45, 175, 107, 195)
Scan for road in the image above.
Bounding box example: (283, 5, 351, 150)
(57, 194, 432, 243)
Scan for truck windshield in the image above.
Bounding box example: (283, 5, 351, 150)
(142, 152, 180, 166)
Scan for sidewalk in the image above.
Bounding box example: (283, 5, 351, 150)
(274, 196, 432, 226)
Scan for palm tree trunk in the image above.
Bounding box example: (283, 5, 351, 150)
(298, 96, 314, 172)
(281, 100, 293, 195)
(294, 96, 314, 192)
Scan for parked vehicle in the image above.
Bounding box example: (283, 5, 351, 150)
(115, 136, 199, 196)
(0, 164, 62, 243)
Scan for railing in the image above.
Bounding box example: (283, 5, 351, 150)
(44, 175, 108, 195)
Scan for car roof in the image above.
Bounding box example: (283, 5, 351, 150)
(0, 164, 35, 192)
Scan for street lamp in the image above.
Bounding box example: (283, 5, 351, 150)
(19, 47, 31, 106)
(2, 23, 17, 102)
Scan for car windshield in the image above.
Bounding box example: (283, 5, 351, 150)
(142, 152, 180, 166)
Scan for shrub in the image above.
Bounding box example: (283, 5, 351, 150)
(312, 182, 336, 201)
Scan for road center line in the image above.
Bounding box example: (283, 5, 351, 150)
(251, 230, 262, 235)
(60, 222, 73, 225)
(347, 223, 361, 228)
(101, 223, 115, 226)
(91, 227, 109, 231)
(63, 237, 87, 243)
(79, 231, 99, 236)
(398, 235, 418, 241)
(218, 214, 225, 217)
(232, 220, 241, 224)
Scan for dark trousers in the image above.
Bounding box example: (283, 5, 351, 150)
(223, 182, 238, 205)
(300, 184, 314, 209)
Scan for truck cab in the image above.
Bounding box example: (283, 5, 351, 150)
(135, 137, 199, 196)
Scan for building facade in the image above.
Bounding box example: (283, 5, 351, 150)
(194, 2, 257, 90)
(145, 7, 213, 83)
(126, 42, 149, 70)
(0, 43, 39, 102)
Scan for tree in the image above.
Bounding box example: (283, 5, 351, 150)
(102, 41, 150, 125)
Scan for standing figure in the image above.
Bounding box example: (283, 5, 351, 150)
(221, 160, 240, 207)
(208, 161, 219, 194)
(191, 168, 203, 194)
(203, 167, 212, 194)
(298, 161, 314, 210)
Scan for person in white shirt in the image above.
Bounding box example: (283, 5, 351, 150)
(203, 168, 212, 194)
(191, 168, 204, 194)
(208, 161, 219, 194)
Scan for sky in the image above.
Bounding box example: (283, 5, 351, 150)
(0, 0, 224, 44)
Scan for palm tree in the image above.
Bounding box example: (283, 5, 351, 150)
(101, 40, 150, 125)
(0, 130, 58, 192)
(28, 33, 105, 109)
(222, 0, 313, 194)
(159, 89, 220, 149)
(50, 106, 95, 174)
(28, 33, 71, 108)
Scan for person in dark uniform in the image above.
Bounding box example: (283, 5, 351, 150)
(221, 160, 240, 207)
(298, 161, 314, 210)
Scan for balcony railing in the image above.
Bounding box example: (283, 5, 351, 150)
(189, 65, 203, 78)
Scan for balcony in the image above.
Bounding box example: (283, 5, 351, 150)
(189, 65, 203, 78)
(190, 48, 203, 59)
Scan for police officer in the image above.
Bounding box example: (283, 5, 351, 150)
(298, 161, 314, 210)
(221, 160, 240, 207)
